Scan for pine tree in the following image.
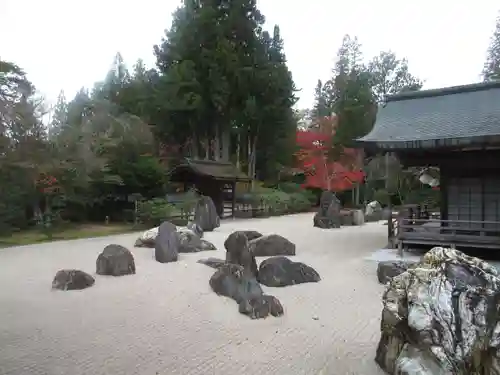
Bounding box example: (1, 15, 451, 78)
(368, 51, 423, 103)
(49, 90, 68, 139)
(483, 13, 500, 81)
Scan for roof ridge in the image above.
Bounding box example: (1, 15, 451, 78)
(387, 80, 500, 103)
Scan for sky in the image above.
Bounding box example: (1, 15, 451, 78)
(1, 0, 499, 111)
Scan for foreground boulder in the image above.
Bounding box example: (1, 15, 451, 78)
(313, 191, 341, 229)
(96, 244, 136, 276)
(209, 264, 284, 319)
(194, 195, 220, 232)
(375, 247, 500, 375)
(155, 221, 179, 263)
(376, 260, 417, 284)
(249, 234, 296, 257)
(224, 231, 258, 277)
(258, 256, 320, 287)
(134, 226, 158, 248)
(52, 269, 95, 291)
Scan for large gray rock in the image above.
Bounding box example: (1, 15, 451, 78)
(375, 247, 500, 375)
(258, 256, 320, 287)
(376, 260, 417, 284)
(96, 244, 136, 276)
(249, 234, 296, 257)
(313, 191, 341, 229)
(209, 263, 284, 319)
(52, 269, 95, 291)
(224, 231, 258, 277)
(155, 221, 179, 263)
(194, 195, 220, 232)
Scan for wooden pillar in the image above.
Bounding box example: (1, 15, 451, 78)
(232, 180, 237, 218)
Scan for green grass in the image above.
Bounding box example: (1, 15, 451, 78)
(0, 223, 140, 248)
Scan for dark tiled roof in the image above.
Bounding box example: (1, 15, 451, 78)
(358, 81, 500, 148)
(169, 158, 251, 181)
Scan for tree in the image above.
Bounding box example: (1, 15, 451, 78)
(368, 51, 423, 103)
(295, 115, 364, 191)
(152, 0, 297, 181)
(48, 90, 68, 139)
(483, 13, 500, 81)
(312, 80, 330, 118)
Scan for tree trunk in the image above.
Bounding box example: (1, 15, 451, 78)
(236, 132, 240, 169)
(213, 125, 220, 161)
(221, 129, 230, 162)
(190, 133, 199, 159)
(248, 136, 257, 189)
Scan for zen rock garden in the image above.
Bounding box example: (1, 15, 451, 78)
(51, 195, 321, 320)
(49, 193, 500, 373)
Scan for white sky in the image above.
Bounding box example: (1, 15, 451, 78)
(1, 0, 499, 110)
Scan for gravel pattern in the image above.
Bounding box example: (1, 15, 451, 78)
(0, 213, 386, 375)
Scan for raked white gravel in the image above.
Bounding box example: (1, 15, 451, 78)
(0, 213, 387, 375)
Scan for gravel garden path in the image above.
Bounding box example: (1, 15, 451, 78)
(0, 213, 387, 375)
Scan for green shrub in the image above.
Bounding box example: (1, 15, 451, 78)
(245, 186, 314, 216)
(373, 189, 390, 206)
(137, 198, 175, 226)
(288, 192, 312, 213)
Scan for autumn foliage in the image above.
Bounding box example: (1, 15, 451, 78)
(295, 115, 364, 192)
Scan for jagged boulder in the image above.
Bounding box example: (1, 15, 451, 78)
(177, 230, 215, 253)
(313, 191, 341, 229)
(134, 226, 158, 248)
(224, 231, 258, 277)
(375, 247, 500, 375)
(200, 239, 217, 251)
(258, 256, 320, 287)
(238, 294, 284, 319)
(96, 244, 136, 276)
(365, 200, 383, 222)
(187, 221, 203, 238)
(209, 263, 283, 319)
(194, 195, 220, 232)
(155, 221, 179, 263)
(52, 269, 95, 291)
(376, 260, 417, 284)
(249, 234, 296, 257)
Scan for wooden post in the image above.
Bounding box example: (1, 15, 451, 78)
(232, 180, 237, 219)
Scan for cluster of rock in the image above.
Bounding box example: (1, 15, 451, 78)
(52, 195, 221, 291)
(198, 230, 320, 319)
(52, 244, 137, 291)
(375, 247, 500, 375)
(313, 191, 386, 229)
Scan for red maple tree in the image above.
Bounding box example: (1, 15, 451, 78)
(295, 115, 364, 192)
